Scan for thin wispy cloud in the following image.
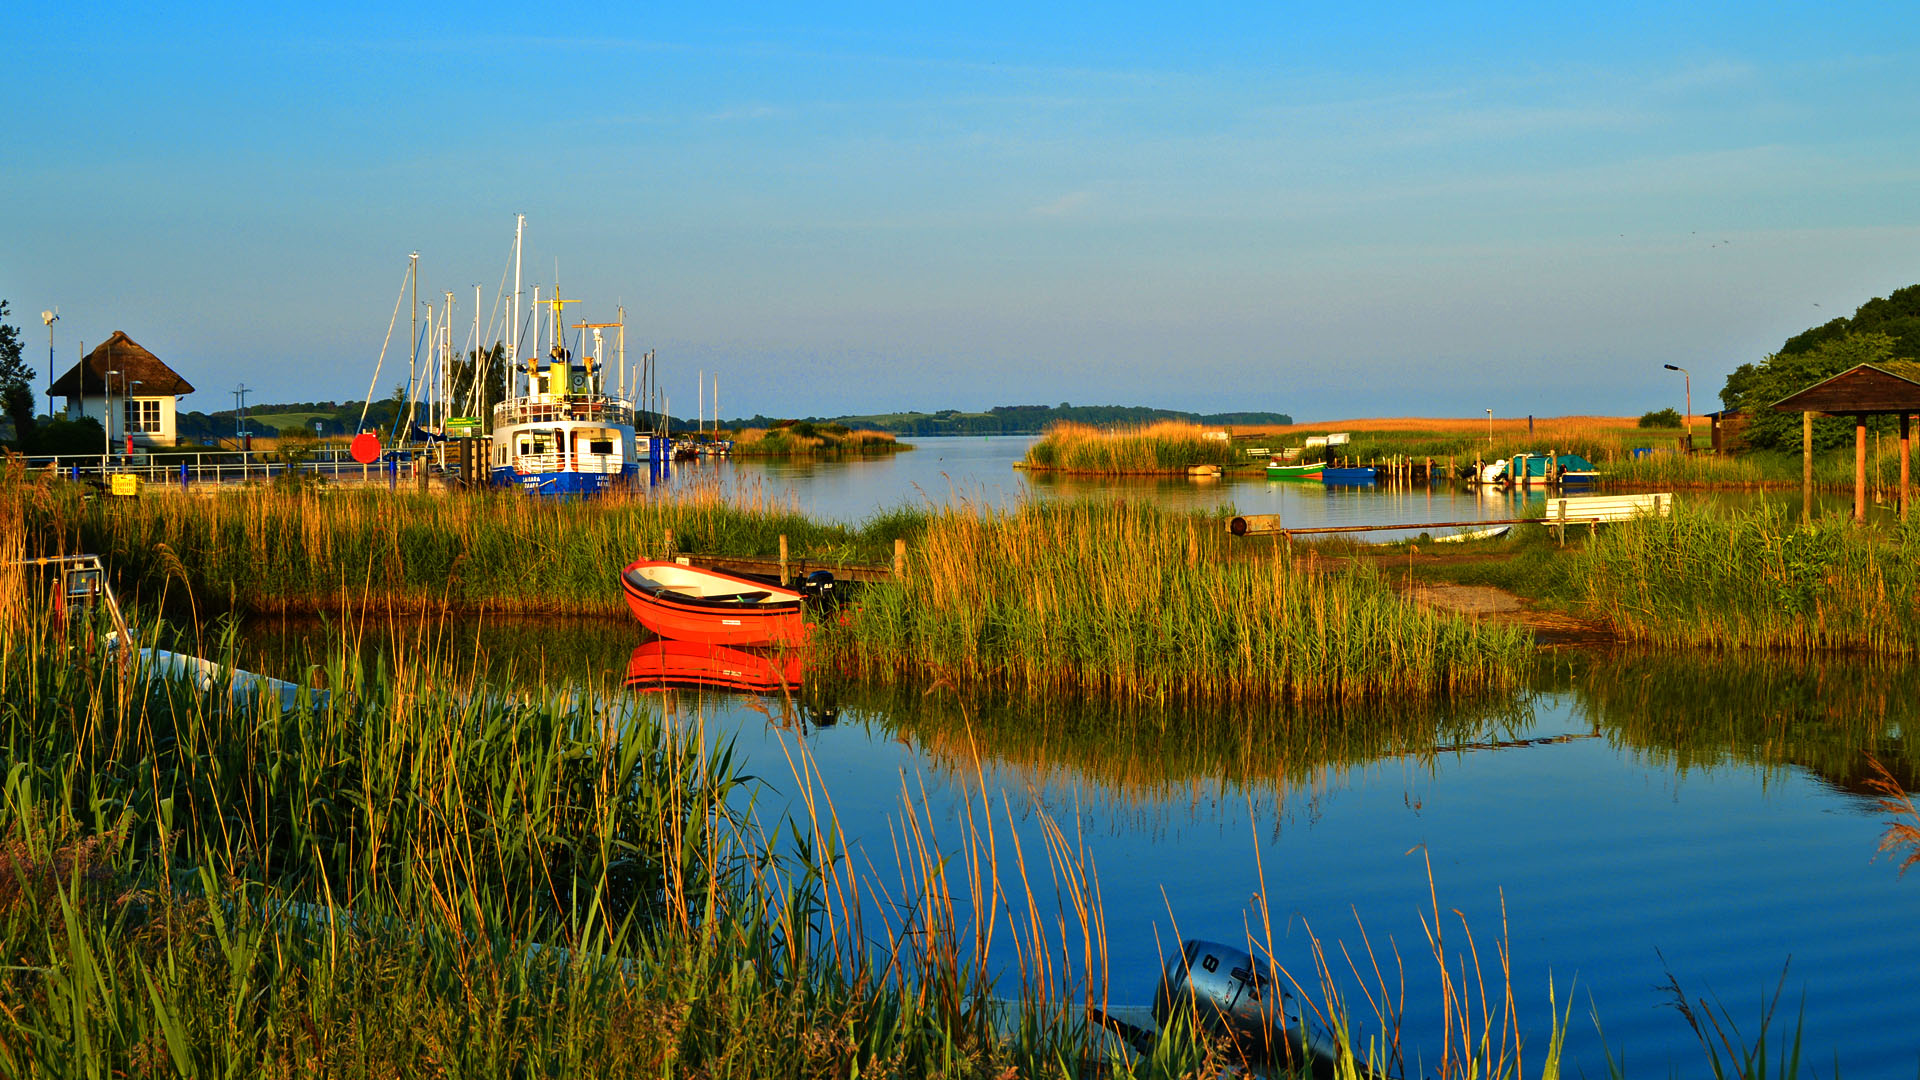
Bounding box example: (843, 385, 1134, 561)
(1031, 191, 1094, 217)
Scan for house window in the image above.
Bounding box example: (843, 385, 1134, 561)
(124, 399, 162, 433)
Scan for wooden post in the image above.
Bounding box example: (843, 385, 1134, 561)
(1803, 411, 1813, 523)
(1556, 498, 1567, 546)
(663, 528, 674, 559)
(778, 534, 789, 586)
(417, 451, 429, 492)
(892, 537, 906, 580)
(1903, 413, 1911, 522)
(1855, 414, 1868, 523)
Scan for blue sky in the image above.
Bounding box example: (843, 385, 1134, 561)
(5, 2, 1919, 421)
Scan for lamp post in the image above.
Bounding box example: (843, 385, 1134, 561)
(1663, 364, 1692, 433)
(40, 310, 57, 421)
(104, 368, 121, 468)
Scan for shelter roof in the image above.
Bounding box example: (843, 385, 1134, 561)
(48, 331, 195, 398)
(1769, 362, 1920, 414)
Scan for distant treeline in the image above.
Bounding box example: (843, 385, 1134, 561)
(721, 404, 1292, 437)
(169, 399, 1288, 442)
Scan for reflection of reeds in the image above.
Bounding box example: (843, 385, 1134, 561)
(843, 681, 1535, 808)
(1569, 648, 1920, 788)
(826, 499, 1532, 704)
(1024, 421, 1234, 474)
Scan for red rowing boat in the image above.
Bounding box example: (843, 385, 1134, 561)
(619, 560, 809, 647)
(622, 640, 805, 693)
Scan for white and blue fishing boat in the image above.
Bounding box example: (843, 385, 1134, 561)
(489, 315, 648, 496)
(486, 220, 670, 496)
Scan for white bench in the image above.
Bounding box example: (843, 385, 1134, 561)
(1545, 492, 1674, 543)
(1243, 446, 1271, 458)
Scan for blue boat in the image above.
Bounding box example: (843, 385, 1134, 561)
(1321, 465, 1378, 485)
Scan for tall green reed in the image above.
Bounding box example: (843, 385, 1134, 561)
(822, 499, 1534, 704)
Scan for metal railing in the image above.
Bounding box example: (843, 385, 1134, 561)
(16, 446, 451, 487)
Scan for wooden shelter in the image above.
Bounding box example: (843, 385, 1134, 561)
(1770, 361, 1920, 522)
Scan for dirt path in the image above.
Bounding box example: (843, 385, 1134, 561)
(1400, 581, 1614, 647)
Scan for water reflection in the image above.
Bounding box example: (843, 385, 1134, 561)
(1568, 650, 1920, 797)
(230, 616, 1920, 1076)
(623, 640, 805, 694)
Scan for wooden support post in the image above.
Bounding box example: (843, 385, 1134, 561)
(663, 529, 674, 559)
(778, 534, 789, 586)
(1855, 414, 1868, 523)
(417, 451, 429, 492)
(1803, 412, 1813, 523)
(1556, 499, 1567, 546)
(1903, 413, 1911, 522)
(892, 537, 906, 580)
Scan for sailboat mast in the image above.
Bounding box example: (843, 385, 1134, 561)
(443, 291, 453, 429)
(512, 214, 523, 388)
(472, 283, 481, 418)
(408, 251, 419, 440)
(618, 305, 626, 401)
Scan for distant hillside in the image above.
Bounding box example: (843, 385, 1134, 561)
(176, 399, 1289, 443)
(723, 404, 1291, 437)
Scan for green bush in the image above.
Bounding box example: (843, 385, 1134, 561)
(1638, 408, 1682, 429)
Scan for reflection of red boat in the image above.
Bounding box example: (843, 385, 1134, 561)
(623, 640, 804, 693)
(620, 560, 808, 647)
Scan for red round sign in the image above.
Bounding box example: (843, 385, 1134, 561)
(349, 432, 382, 464)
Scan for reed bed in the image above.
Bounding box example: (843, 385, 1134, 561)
(0, 597, 1141, 1076)
(1570, 502, 1920, 652)
(12, 469, 917, 616)
(822, 499, 1534, 704)
(730, 424, 903, 456)
(1023, 421, 1235, 474)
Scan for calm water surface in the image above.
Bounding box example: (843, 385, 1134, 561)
(242, 614, 1920, 1078)
(240, 448, 1920, 1074)
(669, 434, 1891, 534)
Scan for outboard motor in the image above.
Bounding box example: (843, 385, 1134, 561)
(1154, 939, 1329, 1069)
(799, 569, 839, 606)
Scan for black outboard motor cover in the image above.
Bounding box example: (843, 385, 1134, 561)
(800, 569, 838, 605)
(1154, 939, 1317, 1065)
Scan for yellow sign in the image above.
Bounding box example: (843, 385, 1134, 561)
(109, 474, 140, 497)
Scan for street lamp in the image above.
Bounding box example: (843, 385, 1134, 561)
(1663, 364, 1692, 433)
(104, 368, 121, 466)
(40, 310, 57, 421)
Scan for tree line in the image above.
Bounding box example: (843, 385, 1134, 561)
(1718, 283, 1920, 452)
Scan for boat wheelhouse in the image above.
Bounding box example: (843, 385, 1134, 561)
(490, 293, 664, 495)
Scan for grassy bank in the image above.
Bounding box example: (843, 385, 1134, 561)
(22, 474, 917, 616)
(13, 468, 1527, 705)
(1568, 503, 1920, 652)
(816, 499, 1534, 704)
(1237, 415, 1915, 490)
(727, 422, 906, 456)
(1022, 421, 1234, 474)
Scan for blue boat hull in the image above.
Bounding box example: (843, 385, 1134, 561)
(491, 465, 639, 496)
(1321, 466, 1378, 485)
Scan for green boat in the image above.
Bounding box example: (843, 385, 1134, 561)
(1265, 460, 1325, 480)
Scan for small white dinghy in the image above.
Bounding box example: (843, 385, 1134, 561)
(1433, 524, 1513, 544)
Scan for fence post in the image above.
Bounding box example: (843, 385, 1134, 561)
(779, 534, 789, 586)
(893, 537, 906, 581)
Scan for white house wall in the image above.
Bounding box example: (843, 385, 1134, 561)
(67, 395, 181, 448)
